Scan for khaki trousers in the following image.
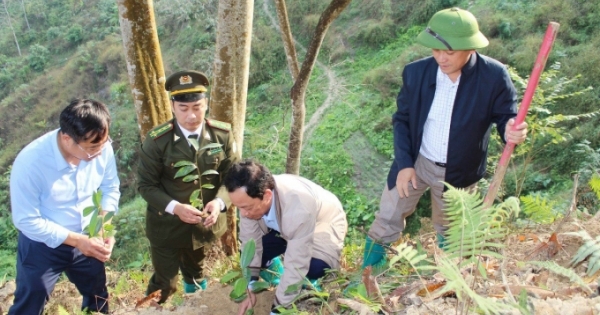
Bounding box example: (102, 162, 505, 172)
(368, 154, 473, 243)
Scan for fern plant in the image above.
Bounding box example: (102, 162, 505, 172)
(519, 193, 558, 224)
(443, 184, 520, 276)
(576, 141, 600, 209)
(566, 230, 600, 276)
(386, 186, 521, 314)
(527, 260, 591, 293)
(490, 64, 597, 198)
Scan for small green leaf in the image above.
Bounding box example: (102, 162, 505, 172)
(245, 309, 254, 315)
(201, 184, 215, 189)
(94, 220, 103, 235)
(174, 160, 195, 167)
(105, 230, 117, 238)
(92, 190, 102, 209)
(191, 199, 203, 209)
(183, 174, 199, 182)
(103, 211, 115, 223)
(231, 278, 249, 299)
(284, 281, 302, 294)
(199, 143, 223, 151)
(88, 211, 99, 238)
(83, 206, 96, 217)
(201, 170, 219, 176)
(249, 281, 270, 293)
(220, 270, 241, 284)
(241, 239, 256, 269)
(103, 224, 115, 232)
(174, 165, 197, 179)
(189, 189, 200, 201)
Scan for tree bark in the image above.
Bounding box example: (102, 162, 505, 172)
(211, 0, 254, 255)
(117, 0, 171, 139)
(3, 0, 21, 56)
(285, 0, 351, 175)
(273, 0, 299, 81)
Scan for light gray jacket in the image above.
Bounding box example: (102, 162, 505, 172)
(239, 174, 348, 307)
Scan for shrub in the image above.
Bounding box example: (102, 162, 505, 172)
(65, 24, 84, 44)
(27, 44, 50, 72)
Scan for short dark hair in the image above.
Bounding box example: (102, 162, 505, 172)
(59, 98, 111, 144)
(224, 159, 275, 200)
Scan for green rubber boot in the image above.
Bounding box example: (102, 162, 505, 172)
(260, 256, 284, 286)
(361, 236, 387, 269)
(436, 233, 447, 250)
(183, 278, 207, 293)
(304, 278, 322, 291)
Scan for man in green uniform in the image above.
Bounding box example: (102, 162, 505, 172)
(137, 70, 238, 303)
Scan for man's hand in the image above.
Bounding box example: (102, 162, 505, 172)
(66, 233, 111, 262)
(395, 168, 417, 198)
(203, 199, 222, 228)
(104, 236, 116, 257)
(505, 118, 528, 144)
(236, 290, 257, 315)
(173, 203, 204, 224)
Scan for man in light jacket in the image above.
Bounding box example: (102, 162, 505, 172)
(224, 159, 348, 315)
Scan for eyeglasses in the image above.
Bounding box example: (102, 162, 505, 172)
(75, 137, 113, 159)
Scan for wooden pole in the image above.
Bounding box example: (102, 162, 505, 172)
(483, 22, 560, 207)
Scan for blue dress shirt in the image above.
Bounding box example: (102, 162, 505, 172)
(10, 129, 120, 248)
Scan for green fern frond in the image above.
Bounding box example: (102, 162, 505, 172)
(528, 261, 592, 293)
(421, 257, 514, 314)
(589, 174, 600, 199)
(520, 194, 557, 224)
(568, 231, 600, 276)
(389, 243, 429, 267)
(443, 185, 518, 269)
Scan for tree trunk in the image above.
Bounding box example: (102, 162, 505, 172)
(211, 0, 254, 256)
(3, 0, 21, 56)
(117, 0, 171, 139)
(273, 0, 299, 81)
(20, 0, 30, 31)
(285, 0, 351, 175)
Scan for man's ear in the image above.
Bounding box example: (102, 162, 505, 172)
(263, 189, 273, 202)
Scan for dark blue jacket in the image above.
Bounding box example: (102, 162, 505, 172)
(386, 52, 517, 189)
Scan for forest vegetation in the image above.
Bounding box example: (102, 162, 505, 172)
(0, 0, 599, 313)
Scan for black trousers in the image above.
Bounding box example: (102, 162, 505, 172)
(261, 229, 331, 280)
(9, 232, 109, 315)
(147, 244, 205, 303)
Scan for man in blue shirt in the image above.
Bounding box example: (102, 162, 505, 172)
(9, 99, 120, 314)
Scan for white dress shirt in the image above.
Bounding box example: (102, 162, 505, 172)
(420, 67, 461, 164)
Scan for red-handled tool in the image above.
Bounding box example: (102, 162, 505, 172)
(483, 22, 560, 207)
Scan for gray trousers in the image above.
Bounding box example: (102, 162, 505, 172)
(368, 154, 475, 243)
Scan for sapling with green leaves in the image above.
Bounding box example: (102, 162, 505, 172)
(83, 190, 116, 244)
(220, 239, 270, 315)
(172, 140, 223, 218)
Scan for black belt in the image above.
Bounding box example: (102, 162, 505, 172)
(434, 162, 447, 168)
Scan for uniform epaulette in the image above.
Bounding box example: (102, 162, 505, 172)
(148, 122, 173, 140)
(206, 118, 231, 131)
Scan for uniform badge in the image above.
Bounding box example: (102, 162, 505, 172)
(180, 75, 193, 85)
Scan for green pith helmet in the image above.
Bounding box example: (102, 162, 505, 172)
(416, 7, 489, 50)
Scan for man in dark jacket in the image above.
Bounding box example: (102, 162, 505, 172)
(137, 70, 238, 302)
(363, 8, 528, 267)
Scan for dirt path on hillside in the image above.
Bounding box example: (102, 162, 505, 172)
(261, 0, 343, 150)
